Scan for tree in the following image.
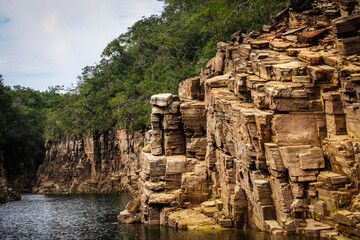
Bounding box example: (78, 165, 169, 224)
(0, 76, 54, 190)
(43, 0, 287, 138)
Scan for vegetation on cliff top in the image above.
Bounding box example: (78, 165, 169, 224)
(2, 0, 287, 143)
(44, 0, 286, 139)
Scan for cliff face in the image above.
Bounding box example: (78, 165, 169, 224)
(4, 155, 41, 193)
(1, 139, 44, 194)
(34, 130, 144, 194)
(0, 152, 21, 204)
(119, 0, 360, 238)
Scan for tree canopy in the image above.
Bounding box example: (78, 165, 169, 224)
(0, 77, 56, 186)
(2, 0, 287, 142)
(41, 0, 287, 139)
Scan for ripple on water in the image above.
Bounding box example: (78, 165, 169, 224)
(0, 194, 319, 240)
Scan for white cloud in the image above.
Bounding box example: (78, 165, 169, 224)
(0, 0, 164, 91)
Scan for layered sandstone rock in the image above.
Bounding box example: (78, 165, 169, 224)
(34, 130, 144, 194)
(120, 0, 360, 238)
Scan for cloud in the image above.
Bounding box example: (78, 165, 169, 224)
(0, 0, 164, 91)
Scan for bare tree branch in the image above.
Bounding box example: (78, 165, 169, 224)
(223, 0, 251, 25)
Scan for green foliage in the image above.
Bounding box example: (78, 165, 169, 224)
(0, 77, 57, 177)
(0, 76, 12, 149)
(41, 0, 287, 138)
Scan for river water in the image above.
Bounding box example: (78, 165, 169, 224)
(0, 194, 317, 240)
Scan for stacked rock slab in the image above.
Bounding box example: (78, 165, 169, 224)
(121, 92, 215, 227)
(120, 0, 360, 238)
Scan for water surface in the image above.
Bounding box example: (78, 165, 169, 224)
(0, 194, 318, 240)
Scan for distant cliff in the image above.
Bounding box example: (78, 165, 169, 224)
(34, 130, 144, 194)
(0, 152, 21, 204)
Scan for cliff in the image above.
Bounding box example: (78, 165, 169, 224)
(34, 130, 144, 194)
(119, 0, 360, 238)
(0, 151, 21, 203)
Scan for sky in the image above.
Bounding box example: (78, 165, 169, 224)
(0, 0, 164, 91)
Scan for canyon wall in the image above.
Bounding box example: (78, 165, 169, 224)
(0, 151, 21, 203)
(119, 0, 360, 238)
(34, 0, 360, 238)
(1, 138, 44, 198)
(4, 154, 41, 193)
(34, 130, 144, 194)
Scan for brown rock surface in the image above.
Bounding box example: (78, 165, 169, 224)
(34, 0, 360, 238)
(34, 130, 144, 194)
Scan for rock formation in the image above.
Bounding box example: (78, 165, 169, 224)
(1, 141, 43, 195)
(119, 0, 360, 238)
(34, 130, 144, 194)
(0, 151, 21, 204)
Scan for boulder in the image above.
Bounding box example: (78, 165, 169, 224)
(335, 210, 356, 227)
(151, 93, 173, 107)
(148, 193, 176, 205)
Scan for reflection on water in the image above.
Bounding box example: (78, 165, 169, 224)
(0, 194, 318, 240)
